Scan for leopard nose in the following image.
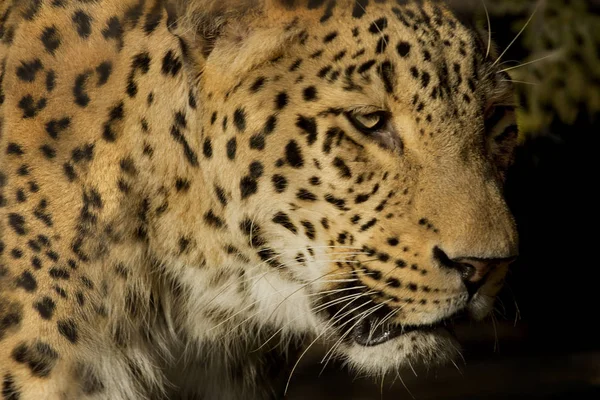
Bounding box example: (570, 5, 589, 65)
(433, 247, 517, 295)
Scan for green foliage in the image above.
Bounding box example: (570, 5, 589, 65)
(487, 0, 600, 136)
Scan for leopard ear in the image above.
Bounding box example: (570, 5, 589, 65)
(168, 0, 260, 58)
(169, 0, 302, 78)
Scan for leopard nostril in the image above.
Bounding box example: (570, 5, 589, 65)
(453, 259, 490, 283)
(454, 261, 477, 281)
(433, 246, 516, 286)
(433, 247, 476, 280)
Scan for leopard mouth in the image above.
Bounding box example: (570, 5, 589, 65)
(351, 315, 459, 347)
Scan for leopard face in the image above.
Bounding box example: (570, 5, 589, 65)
(178, 0, 519, 373)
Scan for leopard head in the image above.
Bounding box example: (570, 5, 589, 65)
(172, 0, 518, 375)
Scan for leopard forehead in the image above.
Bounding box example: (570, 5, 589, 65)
(191, 0, 515, 205)
(196, 0, 513, 144)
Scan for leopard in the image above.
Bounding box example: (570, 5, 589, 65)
(0, 0, 520, 399)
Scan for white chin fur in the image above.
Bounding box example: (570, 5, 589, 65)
(333, 329, 459, 377)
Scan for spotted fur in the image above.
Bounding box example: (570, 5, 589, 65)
(0, 1, 519, 399)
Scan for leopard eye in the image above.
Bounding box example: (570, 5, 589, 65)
(347, 111, 388, 135)
(484, 105, 516, 133)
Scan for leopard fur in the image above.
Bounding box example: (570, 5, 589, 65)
(0, 1, 519, 398)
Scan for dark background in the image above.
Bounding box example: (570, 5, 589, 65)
(289, 1, 599, 398)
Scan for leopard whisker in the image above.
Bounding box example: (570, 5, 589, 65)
(325, 300, 374, 336)
(206, 300, 262, 333)
(407, 359, 418, 377)
(319, 303, 381, 372)
(201, 248, 302, 310)
(449, 340, 466, 366)
(222, 273, 372, 341)
(481, 0, 492, 59)
(279, 245, 363, 251)
(283, 315, 349, 395)
(491, 1, 541, 68)
(307, 286, 366, 298)
(320, 303, 401, 374)
(491, 311, 499, 352)
(395, 369, 416, 400)
(311, 290, 371, 316)
(498, 52, 560, 73)
(369, 306, 402, 338)
(501, 79, 538, 86)
(323, 287, 383, 330)
(320, 278, 399, 368)
(251, 285, 369, 352)
(321, 301, 391, 367)
(503, 283, 522, 327)
(450, 358, 463, 375)
(201, 268, 272, 311)
(322, 278, 364, 283)
(260, 269, 362, 324)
